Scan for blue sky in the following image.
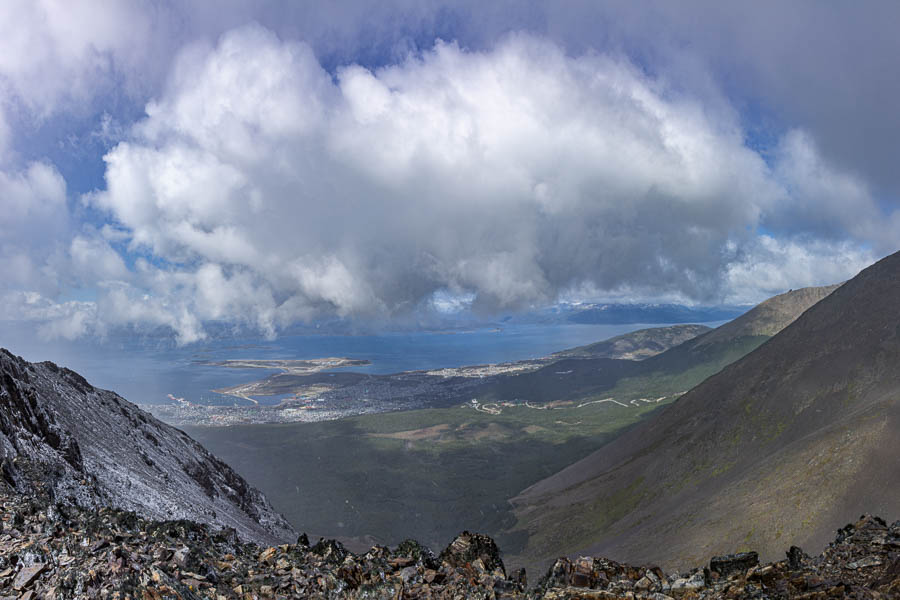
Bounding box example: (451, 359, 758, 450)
(1, 1, 898, 345)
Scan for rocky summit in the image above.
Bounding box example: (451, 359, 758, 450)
(0, 486, 898, 599)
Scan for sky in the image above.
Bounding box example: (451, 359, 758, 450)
(1, 0, 898, 345)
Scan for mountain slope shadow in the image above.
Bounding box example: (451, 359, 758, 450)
(507, 251, 899, 572)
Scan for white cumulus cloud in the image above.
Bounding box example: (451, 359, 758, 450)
(724, 236, 876, 303)
(0, 162, 69, 294)
(2, 21, 894, 343)
(65, 25, 893, 341)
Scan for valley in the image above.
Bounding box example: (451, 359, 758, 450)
(0, 279, 847, 589)
(185, 285, 836, 574)
(505, 257, 899, 573)
(3, 8, 893, 597)
(185, 394, 672, 553)
(5, 268, 897, 596)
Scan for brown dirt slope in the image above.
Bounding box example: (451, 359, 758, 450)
(507, 254, 898, 573)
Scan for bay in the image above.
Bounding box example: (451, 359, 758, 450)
(1, 321, 723, 406)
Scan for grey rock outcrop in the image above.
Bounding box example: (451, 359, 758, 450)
(0, 348, 294, 546)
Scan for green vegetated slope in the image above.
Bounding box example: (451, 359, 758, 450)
(552, 324, 712, 360)
(188, 284, 835, 572)
(507, 264, 900, 575)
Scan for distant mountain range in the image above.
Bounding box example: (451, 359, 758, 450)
(271, 301, 751, 335)
(559, 303, 748, 325)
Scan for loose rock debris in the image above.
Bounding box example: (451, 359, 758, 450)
(0, 490, 898, 598)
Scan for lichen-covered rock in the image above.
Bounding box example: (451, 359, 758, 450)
(395, 538, 439, 570)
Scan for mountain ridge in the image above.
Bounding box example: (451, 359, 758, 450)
(0, 348, 295, 547)
(551, 324, 711, 361)
(185, 284, 842, 572)
(507, 252, 899, 571)
(691, 283, 842, 347)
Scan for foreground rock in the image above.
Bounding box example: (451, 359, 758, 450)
(0, 488, 898, 599)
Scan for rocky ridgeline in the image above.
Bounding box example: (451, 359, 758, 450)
(0, 349, 294, 547)
(0, 489, 898, 599)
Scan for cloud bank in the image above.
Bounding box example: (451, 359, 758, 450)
(1, 5, 897, 343)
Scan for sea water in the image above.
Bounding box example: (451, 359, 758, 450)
(1, 321, 722, 406)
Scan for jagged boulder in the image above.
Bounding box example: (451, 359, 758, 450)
(310, 537, 349, 563)
(439, 530, 505, 574)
